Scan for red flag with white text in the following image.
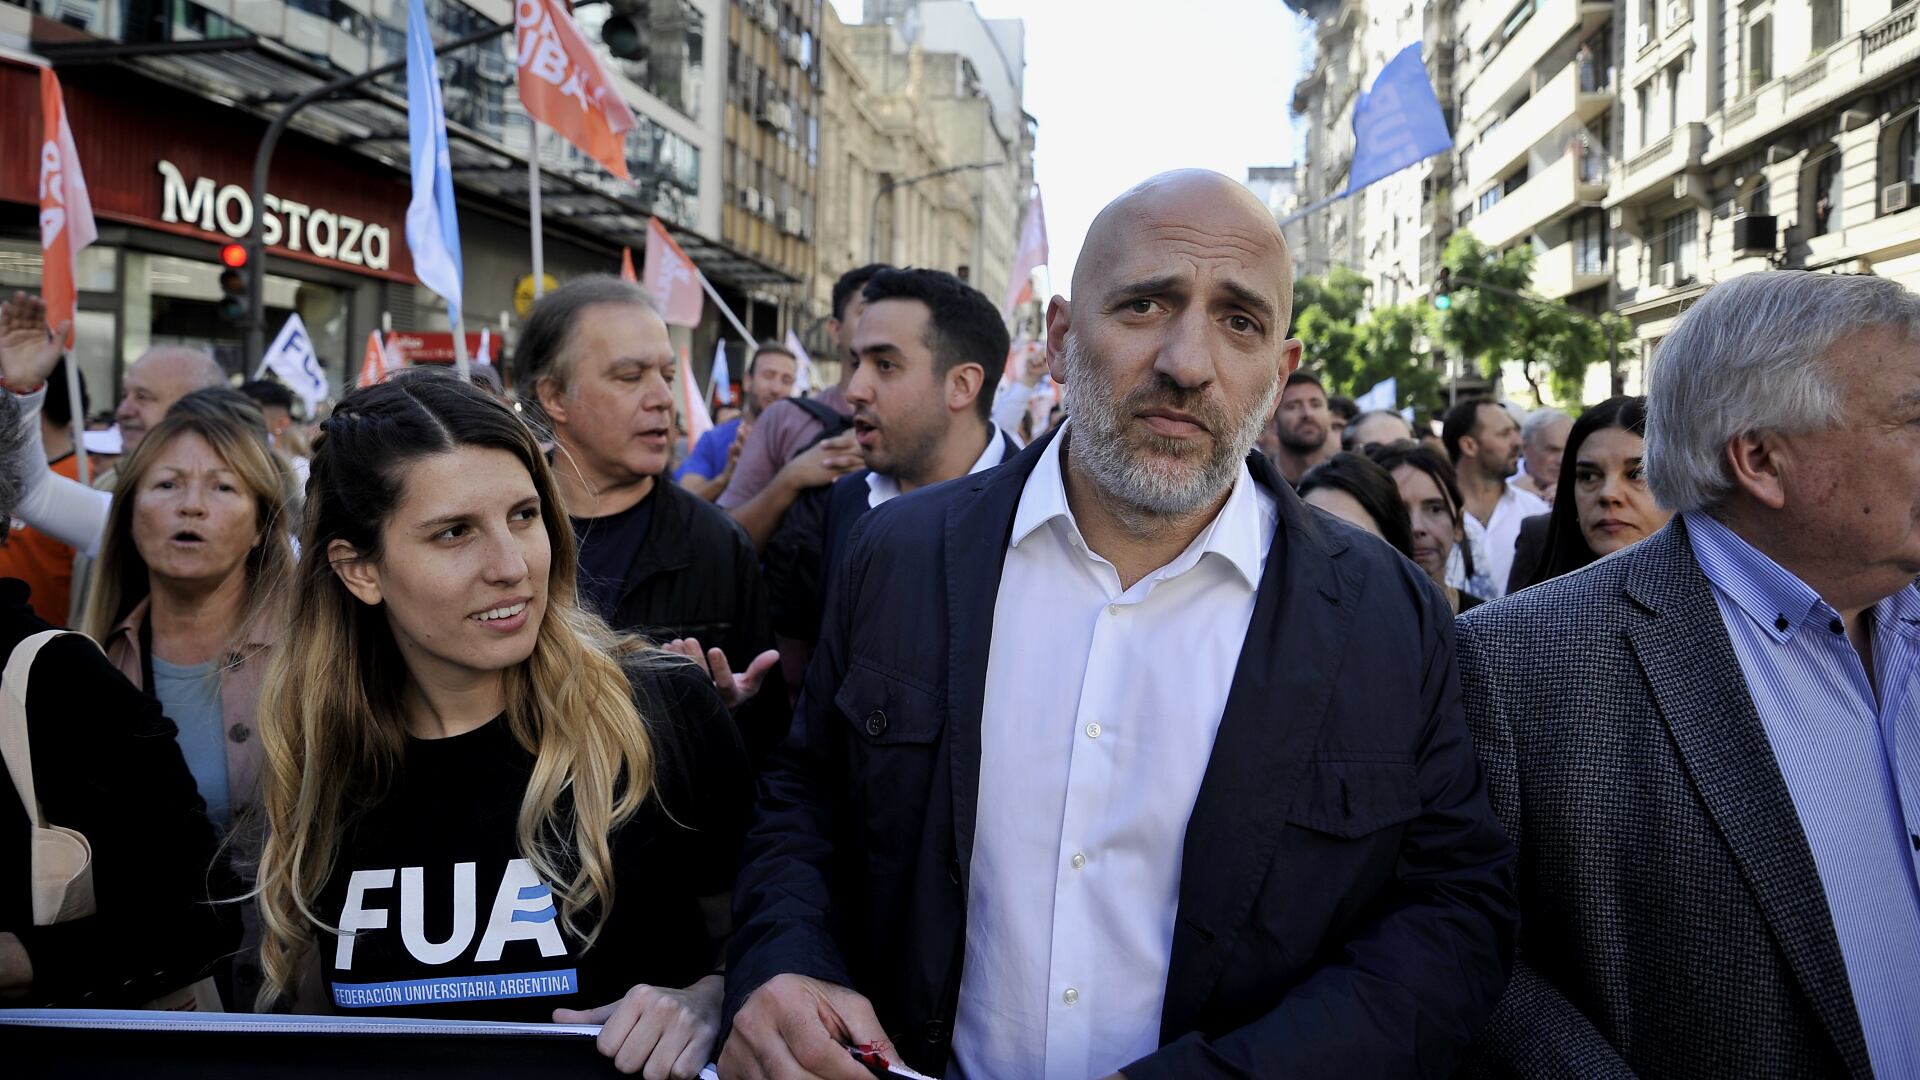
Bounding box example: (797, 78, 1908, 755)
(516, 0, 635, 180)
(644, 217, 703, 327)
(38, 68, 96, 348)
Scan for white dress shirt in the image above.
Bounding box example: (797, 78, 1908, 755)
(1460, 482, 1547, 599)
(951, 422, 1277, 1080)
(864, 426, 1009, 508)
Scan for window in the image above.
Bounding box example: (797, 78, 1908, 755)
(1658, 209, 1698, 278)
(574, 0, 706, 121)
(1637, 84, 1652, 146)
(1810, 0, 1842, 51)
(1643, 0, 1660, 42)
(1479, 185, 1504, 213)
(1899, 113, 1919, 184)
(1809, 149, 1843, 236)
(1746, 16, 1772, 93)
(1573, 210, 1610, 274)
(1665, 66, 1681, 134)
(1745, 174, 1771, 216)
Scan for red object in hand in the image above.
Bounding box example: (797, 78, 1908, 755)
(849, 1042, 893, 1074)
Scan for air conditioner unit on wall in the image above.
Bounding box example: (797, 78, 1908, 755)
(1884, 181, 1918, 215)
(739, 186, 761, 211)
(1665, 0, 1686, 28)
(1732, 214, 1779, 254)
(1657, 262, 1679, 288)
(783, 206, 804, 234)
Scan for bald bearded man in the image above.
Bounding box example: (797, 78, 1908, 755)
(720, 172, 1515, 1080)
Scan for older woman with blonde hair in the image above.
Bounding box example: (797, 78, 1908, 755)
(77, 389, 295, 1008)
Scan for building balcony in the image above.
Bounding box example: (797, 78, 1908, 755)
(1532, 240, 1612, 299)
(1708, 6, 1920, 165)
(1471, 147, 1609, 248)
(1464, 0, 1614, 122)
(1608, 121, 1708, 206)
(1464, 60, 1613, 190)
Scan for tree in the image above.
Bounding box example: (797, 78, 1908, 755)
(1290, 269, 1448, 416)
(1430, 231, 1629, 404)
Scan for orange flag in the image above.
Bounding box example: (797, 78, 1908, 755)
(358, 330, 393, 388)
(516, 0, 635, 180)
(38, 69, 96, 348)
(620, 246, 637, 282)
(1004, 188, 1048, 315)
(643, 217, 703, 327)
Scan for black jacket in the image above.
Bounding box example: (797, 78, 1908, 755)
(597, 477, 787, 763)
(725, 431, 1517, 1077)
(0, 578, 240, 1007)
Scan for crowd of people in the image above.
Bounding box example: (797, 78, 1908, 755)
(1, 167, 1916, 1080)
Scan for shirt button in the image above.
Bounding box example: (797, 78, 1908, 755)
(865, 710, 888, 737)
(1107, 604, 1120, 615)
(1062, 987, 1079, 1006)
(1070, 852, 1086, 870)
(1085, 722, 1102, 739)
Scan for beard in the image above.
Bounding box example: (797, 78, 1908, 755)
(1277, 422, 1327, 454)
(1060, 334, 1277, 517)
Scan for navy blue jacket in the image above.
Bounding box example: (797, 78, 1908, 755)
(725, 429, 1517, 1078)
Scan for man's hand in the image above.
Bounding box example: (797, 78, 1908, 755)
(776, 433, 863, 493)
(718, 974, 891, 1080)
(664, 638, 780, 709)
(555, 974, 722, 1078)
(1020, 348, 1048, 388)
(0, 293, 66, 390)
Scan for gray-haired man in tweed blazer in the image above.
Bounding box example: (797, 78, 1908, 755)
(1457, 270, 1920, 1079)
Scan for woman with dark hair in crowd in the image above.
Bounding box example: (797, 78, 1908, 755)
(1520, 395, 1672, 590)
(0, 377, 239, 1008)
(256, 371, 750, 1075)
(1366, 440, 1485, 615)
(1297, 451, 1415, 558)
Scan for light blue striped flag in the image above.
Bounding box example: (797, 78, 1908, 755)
(406, 0, 463, 331)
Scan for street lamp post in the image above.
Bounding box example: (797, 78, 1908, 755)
(244, 22, 513, 367)
(867, 160, 1004, 264)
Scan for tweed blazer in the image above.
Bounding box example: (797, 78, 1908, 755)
(1453, 517, 1872, 1080)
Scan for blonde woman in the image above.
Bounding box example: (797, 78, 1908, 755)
(256, 372, 750, 1077)
(81, 390, 294, 836)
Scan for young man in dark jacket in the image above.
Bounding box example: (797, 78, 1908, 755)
(514, 275, 788, 762)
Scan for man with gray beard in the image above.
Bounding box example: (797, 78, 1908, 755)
(720, 171, 1515, 1080)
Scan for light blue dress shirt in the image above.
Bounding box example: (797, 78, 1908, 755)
(1686, 512, 1920, 1077)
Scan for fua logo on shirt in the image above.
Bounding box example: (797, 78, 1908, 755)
(335, 858, 566, 970)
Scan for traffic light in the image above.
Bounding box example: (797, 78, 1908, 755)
(218, 244, 248, 324)
(601, 0, 650, 62)
(1432, 267, 1453, 311)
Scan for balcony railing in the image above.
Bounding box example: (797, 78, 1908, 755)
(1863, 5, 1916, 56)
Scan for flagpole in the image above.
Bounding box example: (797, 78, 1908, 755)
(528, 119, 545, 300)
(694, 268, 758, 349)
(63, 355, 89, 486)
(453, 315, 471, 380)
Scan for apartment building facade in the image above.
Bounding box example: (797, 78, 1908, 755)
(1292, 0, 1919, 403)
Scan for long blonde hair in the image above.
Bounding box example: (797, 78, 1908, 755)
(253, 372, 657, 1008)
(81, 391, 295, 654)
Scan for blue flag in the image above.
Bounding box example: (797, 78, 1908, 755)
(1345, 43, 1453, 196)
(406, 0, 463, 330)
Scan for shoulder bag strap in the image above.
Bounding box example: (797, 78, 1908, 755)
(0, 629, 98, 828)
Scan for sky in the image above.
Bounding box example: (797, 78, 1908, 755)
(828, 0, 1310, 298)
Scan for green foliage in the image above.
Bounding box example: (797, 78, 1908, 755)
(1288, 266, 1447, 415)
(1429, 230, 1628, 404)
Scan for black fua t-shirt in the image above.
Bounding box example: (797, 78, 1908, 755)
(316, 663, 750, 1020)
